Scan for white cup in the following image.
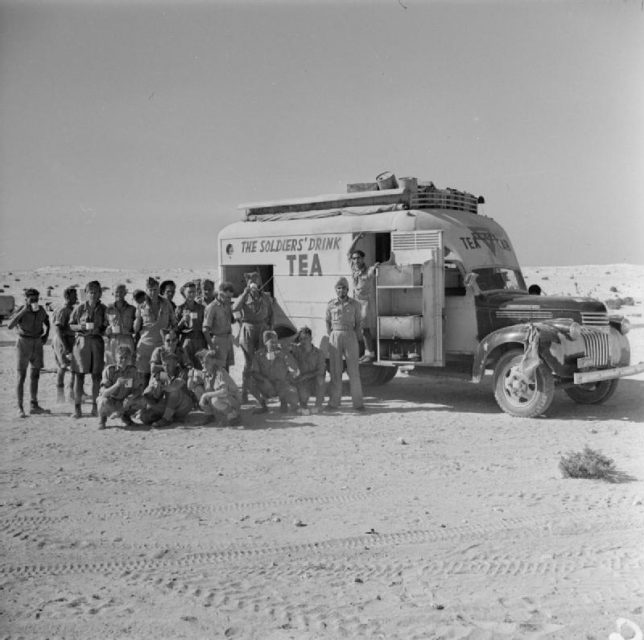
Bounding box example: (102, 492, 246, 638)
(124, 379, 133, 388)
(112, 324, 121, 334)
(190, 312, 198, 320)
(85, 321, 94, 331)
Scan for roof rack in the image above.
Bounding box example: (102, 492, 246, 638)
(239, 174, 481, 218)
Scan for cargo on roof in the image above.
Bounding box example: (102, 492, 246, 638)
(239, 173, 482, 219)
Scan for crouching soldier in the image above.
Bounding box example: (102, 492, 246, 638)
(97, 345, 145, 429)
(249, 330, 300, 415)
(139, 353, 196, 428)
(289, 326, 326, 414)
(189, 348, 241, 426)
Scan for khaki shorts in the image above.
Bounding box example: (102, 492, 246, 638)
(17, 336, 44, 371)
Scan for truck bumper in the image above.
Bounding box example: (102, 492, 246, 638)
(573, 361, 644, 384)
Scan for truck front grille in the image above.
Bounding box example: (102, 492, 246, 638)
(581, 329, 610, 367)
(581, 311, 609, 327)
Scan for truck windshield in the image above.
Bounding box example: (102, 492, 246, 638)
(472, 267, 527, 293)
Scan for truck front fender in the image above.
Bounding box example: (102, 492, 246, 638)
(472, 325, 530, 383)
(472, 322, 566, 383)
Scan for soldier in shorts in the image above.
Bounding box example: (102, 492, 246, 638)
(202, 281, 235, 372)
(134, 277, 177, 387)
(249, 330, 299, 415)
(105, 283, 136, 366)
(8, 288, 51, 418)
(189, 348, 241, 426)
(347, 233, 393, 363)
(70, 280, 108, 419)
(51, 286, 78, 403)
(289, 326, 326, 414)
(139, 353, 196, 428)
(176, 282, 207, 369)
(97, 345, 145, 429)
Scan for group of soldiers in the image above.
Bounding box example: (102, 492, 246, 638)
(8, 235, 383, 428)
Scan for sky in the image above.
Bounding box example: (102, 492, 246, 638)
(0, 0, 642, 270)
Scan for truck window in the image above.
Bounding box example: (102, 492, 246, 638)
(444, 263, 466, 296)
(472, 267, 526, 293)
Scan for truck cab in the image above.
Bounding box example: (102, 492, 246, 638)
(219, 174, 643, 417)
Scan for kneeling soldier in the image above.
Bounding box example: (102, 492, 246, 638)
(289, 326, 326, 414)
(139, 353, 196, 428)
(249, 330, 300, 415)
(189, 349, 241, 426)
(97, 345, 144, 429)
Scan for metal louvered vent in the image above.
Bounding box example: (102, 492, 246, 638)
(391, 231, 442, 264)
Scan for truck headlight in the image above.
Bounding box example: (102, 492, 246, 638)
(619, 317, 631, 335)
(568, 321, 582, 340)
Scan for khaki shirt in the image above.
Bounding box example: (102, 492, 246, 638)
(290, 343, 325, 377)
(70, 301, 108, 337)
(10, 305, 50, 339)
(325, 297, 361, 333)
(351, 264, 377, 301)
(203, 297, 233, 335)
(100, 364, 142, 400)
(106, 301, 136, 335)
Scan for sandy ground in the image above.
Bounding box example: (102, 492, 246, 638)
(1, 264, 643, 639)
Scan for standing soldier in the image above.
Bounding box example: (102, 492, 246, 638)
(105, 283, 136, 366)
(347, 232, 392, 363)
(289, 326, 326, 414)
(202, 281, 235, 372)
(199, 279, 216, 307)
(8, 288, 50, 417)
(160, 280, 177, 311)
(325, 277, 365, 412)
(52, 286, 77, 403)
(69, 280, 108, 418)
(134, 277, 177, 388)
(232, 272, 273, 402)
(175, 282, 206, 369)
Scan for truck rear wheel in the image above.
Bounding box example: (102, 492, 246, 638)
(564, 379, 619, 405)
(493, 350, 555, 418)
(360, 364, 397, 387)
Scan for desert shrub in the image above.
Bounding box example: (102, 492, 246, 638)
(560, 446, 632, 483)
(541, 276, 549, 281)
(609, 286, 618, 293)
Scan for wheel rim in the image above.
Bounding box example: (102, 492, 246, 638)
(502, 364, 537, 406)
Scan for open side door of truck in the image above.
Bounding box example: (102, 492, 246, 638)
(376, 231, 444, 366)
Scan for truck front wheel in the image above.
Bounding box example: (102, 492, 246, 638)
(564, 379, 619, 405)
(493, 350, 555, 418)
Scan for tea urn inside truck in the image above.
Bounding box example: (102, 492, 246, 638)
(219, 173, 643, 417)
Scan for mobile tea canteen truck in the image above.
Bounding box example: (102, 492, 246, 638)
(218, 173, 644, 417)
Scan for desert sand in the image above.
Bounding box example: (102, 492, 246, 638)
(0, 264, 643, 640)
